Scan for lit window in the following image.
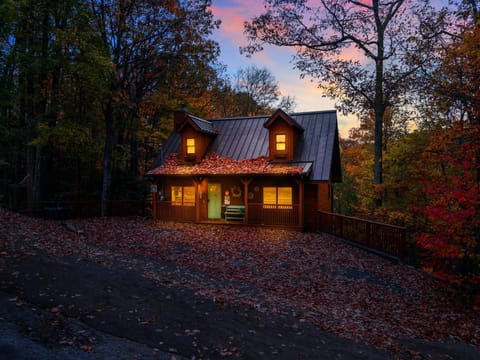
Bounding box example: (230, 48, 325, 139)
(263, 187, 277, 208)
(275, 134, 286, 151)
(171, 186, 195, 206)
(186, 138, 195, 154)
(183, 186, 195, 205)
(172, 186, 183, 205)
(277, 187, 292, 208)
(263, 186, 292, 209)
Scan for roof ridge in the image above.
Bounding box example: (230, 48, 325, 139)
(189, 114, 212, 123)
(209, 109, 336, 122)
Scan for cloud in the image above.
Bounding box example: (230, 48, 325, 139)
(209, 0, 359, 137)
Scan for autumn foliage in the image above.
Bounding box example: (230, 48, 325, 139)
(415, 124, 480, 286)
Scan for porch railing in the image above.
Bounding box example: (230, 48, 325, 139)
(317, 211, 407, 259)
(155, 201, 195, 222)
(248, 203, 299, 227)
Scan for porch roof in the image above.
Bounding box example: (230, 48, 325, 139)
(147, 153, 312, 177)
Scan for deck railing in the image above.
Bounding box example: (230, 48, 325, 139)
(155, 201, 195, 222)
(317, 211, 407, 259)
(248, 203, 299, 227)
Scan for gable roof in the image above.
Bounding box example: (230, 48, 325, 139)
(177, 115, 218, 135)
(263, 108, 304, 132)
(149, 110, 341, 182)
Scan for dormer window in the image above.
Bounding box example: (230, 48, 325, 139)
(275, 134, 286, 152)
(264, 109, 304, 161)
(186, 138, 195, 154)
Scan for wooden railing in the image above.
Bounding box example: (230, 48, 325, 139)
(248, 203, 299, 227)
(155, 201, 195, 222)
(317, 211, 407, 259)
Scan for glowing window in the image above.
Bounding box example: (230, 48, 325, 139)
(275, 134, 286, 151)
(171, 186, 195, 206)
(172, 186, 183, 205)
(263, 186, 292, 209)
(263, 187, 277, 208)
(277, 187, 292, 207)
(183, 186, 195, 205)
(186, 138, 195, 154)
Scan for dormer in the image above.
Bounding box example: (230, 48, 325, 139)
(264, 109, 304, 161)
(174, 111, 218, 163)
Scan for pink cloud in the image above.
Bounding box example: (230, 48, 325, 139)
(210, 0, 266, 39)
(209, 0, 359, 136)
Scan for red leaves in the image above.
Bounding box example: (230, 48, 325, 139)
(2, 210, 480, 352)
(147, 152, 303, 175)
(415, 124, 480, 286)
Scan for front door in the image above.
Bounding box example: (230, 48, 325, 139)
(208, 183, 222, 219)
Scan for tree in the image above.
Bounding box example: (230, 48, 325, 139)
(430, 24, 480, 126)
(243, 0, 448, 204)
(0, 0, 109, 209)
(233, 65, 296, 115)
(415, 124, 480, 287)
(89, 0, 221, 215)
(233, 65, 280, 115)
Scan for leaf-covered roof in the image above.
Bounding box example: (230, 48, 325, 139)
(149, 109, 341, 182)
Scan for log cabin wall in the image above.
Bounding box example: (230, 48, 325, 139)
(304, 183, 319, 230)
(267, 121, 296, 161)
(317, 182, 332, 212)
(179, 126, 212, 163)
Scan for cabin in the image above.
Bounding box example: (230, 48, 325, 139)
(146, 108, 341, 230)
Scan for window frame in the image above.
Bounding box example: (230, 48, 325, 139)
(186, 137, 196, 155)
(171, 185, 196, 206)
(275, 133, 287, 152)
(263, 186, 293, 209)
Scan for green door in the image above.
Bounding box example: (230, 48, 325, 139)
(208, 183, 222, 219)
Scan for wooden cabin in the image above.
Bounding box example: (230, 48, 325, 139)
(146, 109, 342, 230)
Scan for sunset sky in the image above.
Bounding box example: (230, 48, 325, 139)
(209, 0, 357, 137)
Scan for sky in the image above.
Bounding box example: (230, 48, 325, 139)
(209, 0, 357, 137)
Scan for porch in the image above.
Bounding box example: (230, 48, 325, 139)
(154, 201, 301, 228)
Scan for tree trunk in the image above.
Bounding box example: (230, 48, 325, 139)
(129, 136, 139, 177)
(101, 104, 114, 217)
(32, 144, 42, 211)
(373, 2, 385, 207)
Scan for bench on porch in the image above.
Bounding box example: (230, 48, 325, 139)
(224, 205, 245, 222)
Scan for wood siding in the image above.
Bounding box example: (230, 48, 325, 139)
(267, 120, 296, 160)
(152, 176, 334, 230)
(180, 125, 212, 163)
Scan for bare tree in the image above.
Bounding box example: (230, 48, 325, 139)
(234, 65, 280, 115)
(233, 65, 296, 115)
(243, 0, 448, 204)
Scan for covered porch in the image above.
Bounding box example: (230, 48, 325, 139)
(154, 200, 301, 228)
(151, 175, 307, 229)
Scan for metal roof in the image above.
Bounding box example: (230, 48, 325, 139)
(177, 115, 218, 135)
(150, 110, 341, 182)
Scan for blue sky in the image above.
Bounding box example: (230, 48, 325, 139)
(209, 0, 355, 137)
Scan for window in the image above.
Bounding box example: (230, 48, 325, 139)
(186, 138, 195, 154)
(275, 134, 286, 151)
(263, 187, 292, 209)
(171, 186, 195, 206)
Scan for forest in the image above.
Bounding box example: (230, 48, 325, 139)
(0, 0, 479, 288)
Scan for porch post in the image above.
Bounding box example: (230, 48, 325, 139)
(297, 179, 305, 229)
(151, 186, 157, 220)
(241, 178, 253, 224)
(193, 177, 201, 222)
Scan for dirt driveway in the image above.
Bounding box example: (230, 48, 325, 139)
(1, 210, 479, 359)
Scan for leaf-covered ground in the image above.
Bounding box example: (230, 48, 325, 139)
(1, 209, 479, 359)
